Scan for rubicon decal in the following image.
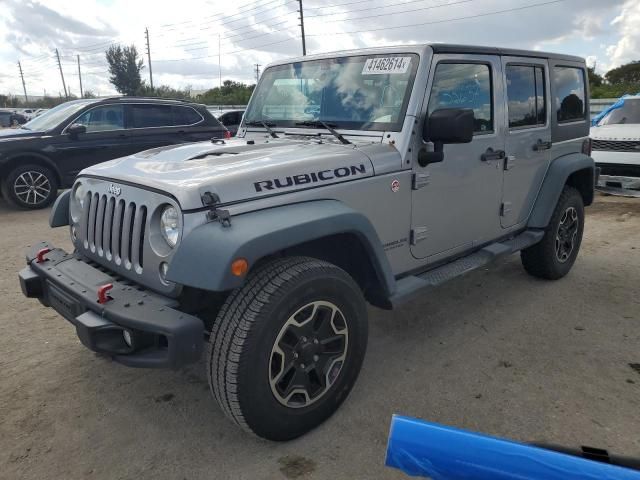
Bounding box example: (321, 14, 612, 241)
(254, 164, 367, 192)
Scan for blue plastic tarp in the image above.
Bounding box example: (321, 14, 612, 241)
(592, 92, 640, 127)
(385, 415, 640, 480)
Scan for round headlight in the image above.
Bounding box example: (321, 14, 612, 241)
(74, 183, 86, 208)
(70, 182, 86, 223)
(160, 205, 180, 247)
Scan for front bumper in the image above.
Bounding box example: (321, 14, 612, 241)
(19, 242, 204, 368)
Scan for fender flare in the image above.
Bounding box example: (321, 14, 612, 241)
(528, 153, 594, 229)
(167, 200, 396, 296)
(49, 190, 70, 227)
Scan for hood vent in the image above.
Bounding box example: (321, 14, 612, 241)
(188, 151, 238, 161)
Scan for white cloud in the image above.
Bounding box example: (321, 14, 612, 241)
(603, 0, 640, 72)
(0, 0, 634, 98)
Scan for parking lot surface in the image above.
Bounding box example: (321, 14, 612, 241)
(1, 194, 639, 479)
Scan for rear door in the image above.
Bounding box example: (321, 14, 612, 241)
(126, 104, 214, 151)
(500, 57, 551, 228)
(410, 54, 506, 259)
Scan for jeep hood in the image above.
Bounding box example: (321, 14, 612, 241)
(81, 138, 375, 210)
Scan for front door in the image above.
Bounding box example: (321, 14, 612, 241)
(52, 104, 133, 183)
(500, 57, 551, 228)
(410, 54, 506, 260)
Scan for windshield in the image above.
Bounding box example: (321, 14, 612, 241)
(244, 53, 419, 131)
(22, 100, 93, 131)
(598, 99, 640, 126)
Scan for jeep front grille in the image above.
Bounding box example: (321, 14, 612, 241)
(592, 139, 640, 152)
(80, 192, 147, 274)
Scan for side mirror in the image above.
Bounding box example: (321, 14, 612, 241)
(419, 108, 475, 166)
(67, 123, 87, 137)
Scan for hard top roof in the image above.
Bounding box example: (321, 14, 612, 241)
(270, 43, 584, 66)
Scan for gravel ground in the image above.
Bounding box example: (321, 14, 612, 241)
(1, 194, 639, 480)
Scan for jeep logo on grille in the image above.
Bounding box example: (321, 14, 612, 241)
(108, 183, 122, 196)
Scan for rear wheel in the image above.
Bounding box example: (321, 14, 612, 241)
(521, 186, 584, 279)
(2, 164, 58, 209)
(207, 256, 368, 441)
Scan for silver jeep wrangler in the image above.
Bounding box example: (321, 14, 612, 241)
(19, 44, 595, 441)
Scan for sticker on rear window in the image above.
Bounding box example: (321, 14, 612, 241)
(362, 57, 411, 75)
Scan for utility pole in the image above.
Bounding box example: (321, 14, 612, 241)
(17, 61, 28, 102)
(55, 49, 68, 98)
(77, 55, 84, 98)
(298, 0, 306, 56)
(255, 64, 261, 84)
(145, 27, 154, 89)
(218, 34, 222, 88)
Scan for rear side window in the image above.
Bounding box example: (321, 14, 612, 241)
(130, 104, 175, 128)
(553, 67, 586, 123)
(75, 105, 124, 132)
(428, 63, 493, 134)
(0, 112, 10, 127)
(172, 106, 202, 125)
(506, 65, 546, 128)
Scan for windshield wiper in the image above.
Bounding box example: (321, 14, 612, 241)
(245, 120, 279, 138)
(295, 120, 351, 145)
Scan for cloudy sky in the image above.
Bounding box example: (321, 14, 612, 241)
(0, 0, 639, 98)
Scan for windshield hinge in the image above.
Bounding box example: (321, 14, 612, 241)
(201, 191, 232, 227)
(412, 173, 430, 190)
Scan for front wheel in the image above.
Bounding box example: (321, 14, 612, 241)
(2, 164, 58, 209)
(521, 186, 585, 280)
(207, 256, 368, 441)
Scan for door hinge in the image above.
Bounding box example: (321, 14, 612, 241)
(410, 227, 429, 245)
(504, 155, 516, 171)
(412, 172, 430, 190)
(500, 201, 512, 217)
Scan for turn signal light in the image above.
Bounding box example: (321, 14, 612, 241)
(582, 138, 592, 156)
(231, 258, 249, 277)
(224, 130, 232, 139)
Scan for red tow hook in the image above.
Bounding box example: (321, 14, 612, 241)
(97, 283, 114, 304)
(36, 247, 51, 263)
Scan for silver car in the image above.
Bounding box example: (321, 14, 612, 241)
(20, 44, 595, 441)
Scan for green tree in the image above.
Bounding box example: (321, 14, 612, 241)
(604, 61, 640, 85)
(136, 83, 192, 99)
(198, 80, 255, 105)
(587, 66, 603, 88)
(105, 45, 144, 95)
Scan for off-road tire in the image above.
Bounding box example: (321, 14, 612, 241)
(1, 164, 58, 209)
(521, 186, 584, 280)
(207, 256, 368, 441)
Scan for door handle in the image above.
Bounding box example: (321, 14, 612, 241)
(481, 148, 506, 162)
(534, 139, 552, 151)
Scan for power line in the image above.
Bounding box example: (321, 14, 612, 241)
(306, 0, 568, 36)
(153, 36, 298, 62)
(160, 0, 296, 31)
(305, 0, 476, 19)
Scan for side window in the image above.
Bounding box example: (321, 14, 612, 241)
(553, 67, 586, 123)
(172, 106, 202, 125)
(130, 104, 175, 128)
(75, 105, 124, 132)
(506, 65, 546, 128)
(427, 63, 493, 135)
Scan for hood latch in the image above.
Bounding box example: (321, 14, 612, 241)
(201, 191, 231, 227)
